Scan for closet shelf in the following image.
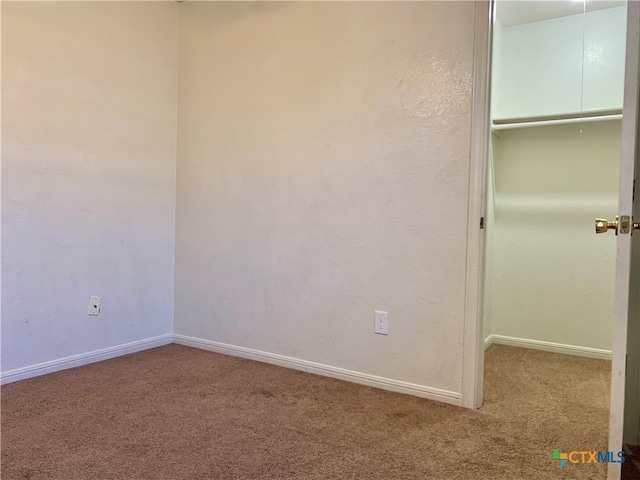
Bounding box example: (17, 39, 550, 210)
(492, 109, 622, 131)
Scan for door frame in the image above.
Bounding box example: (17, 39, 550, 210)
(462, 0, 492, 410)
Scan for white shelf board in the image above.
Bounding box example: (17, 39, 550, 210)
(492, 113, 622, 131)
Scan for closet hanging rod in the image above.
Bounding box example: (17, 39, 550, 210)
(491, 114, 622, 131)
(493, 108, 622, 125)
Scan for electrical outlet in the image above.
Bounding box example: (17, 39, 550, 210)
(374, 310, 388, 335)
(88, 296, 101, 316)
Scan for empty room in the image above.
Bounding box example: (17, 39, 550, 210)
(2, 1, 639, 479)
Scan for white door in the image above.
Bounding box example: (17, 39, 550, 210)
(604, 1, 640, 478)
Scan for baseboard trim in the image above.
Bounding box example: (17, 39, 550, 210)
(486, 334, 612, 360)
(173, 334, 462, 406)
(1, 334, 173, 385)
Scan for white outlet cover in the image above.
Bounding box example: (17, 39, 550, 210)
(374, 310, 388, 335)
(89, 296, 101, 316)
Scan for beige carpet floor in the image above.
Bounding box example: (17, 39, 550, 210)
(1, 344, 612, 479)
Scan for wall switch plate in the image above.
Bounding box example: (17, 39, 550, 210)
(374, 310, 388, 335)
(89, 296, 101, 316)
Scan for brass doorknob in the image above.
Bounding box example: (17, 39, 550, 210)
(595, 217, 618, 234)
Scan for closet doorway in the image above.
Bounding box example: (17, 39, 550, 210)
(480, 0, 640, 475)
(484, 1, 625, 359)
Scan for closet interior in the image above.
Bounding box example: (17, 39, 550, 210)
(483, 0, 626, 358)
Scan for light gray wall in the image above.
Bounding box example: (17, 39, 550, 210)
(488, 121, 620, 351)
(1, 2, 179, 372)
(174, 2, 477, 395)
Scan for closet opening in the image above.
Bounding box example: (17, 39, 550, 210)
(481, 0, 626, 459)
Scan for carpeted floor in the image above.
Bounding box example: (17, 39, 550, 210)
(1, 344, 612, 479)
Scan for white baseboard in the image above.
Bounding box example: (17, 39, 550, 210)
(1, 334, 173, 385)
(485, 334, 612, 360)
(173, 334, 462, 406)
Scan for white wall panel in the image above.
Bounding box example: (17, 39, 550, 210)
(1, 2, 179, 372)
(174, 2, 477, 394)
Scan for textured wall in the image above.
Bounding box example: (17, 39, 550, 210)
(175, 2, 476, 394)
(2, 2, 179, 371)
(488, 121, 620, 350)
